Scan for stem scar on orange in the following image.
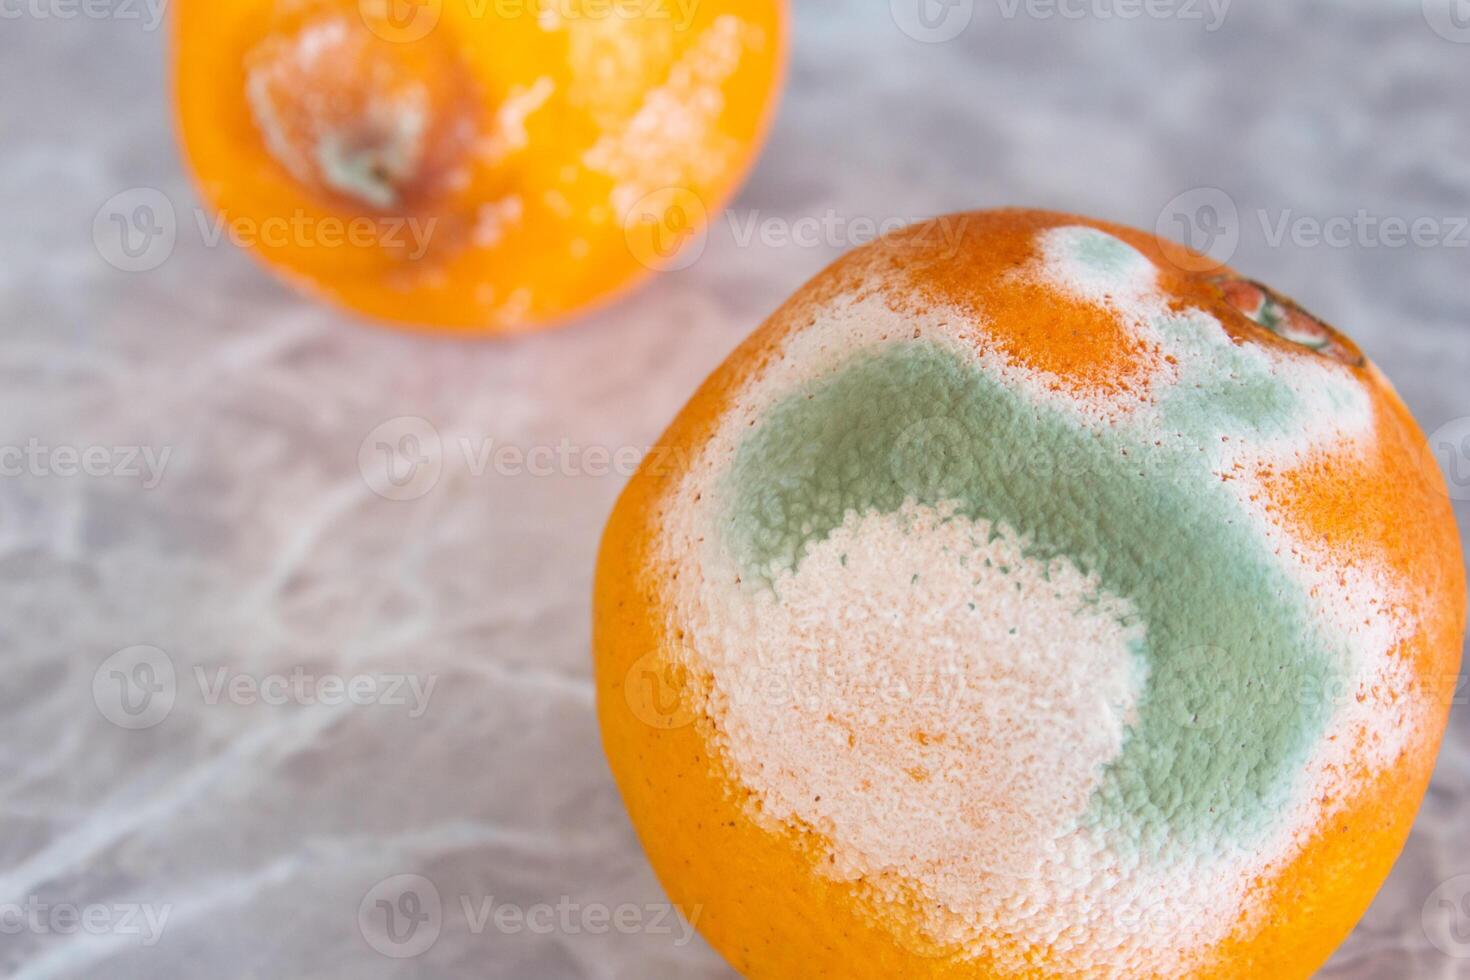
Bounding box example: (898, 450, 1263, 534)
(594, 208, 1466, 978)
(173, 0, 787, 334)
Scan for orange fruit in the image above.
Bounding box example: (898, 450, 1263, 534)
(594, 208, 1465, 978)
(173, 0, 786, 334)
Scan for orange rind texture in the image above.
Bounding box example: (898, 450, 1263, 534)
(594, 209, 1466, 978)
(174, 0, 786, 334)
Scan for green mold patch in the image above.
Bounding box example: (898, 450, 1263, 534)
(1074, 227, 1145, 279)
(720, 338, 1345, 851)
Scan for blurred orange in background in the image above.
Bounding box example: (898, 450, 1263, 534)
(174, 0, 787, 334)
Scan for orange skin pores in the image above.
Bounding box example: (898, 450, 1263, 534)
(593, 209, 1466, 978)
(173, 0, 786, 334)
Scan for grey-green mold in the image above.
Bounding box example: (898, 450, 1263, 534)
(315, 100, 428, 210)
(719, 328, 1353, 851)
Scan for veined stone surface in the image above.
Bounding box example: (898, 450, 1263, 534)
(1, 2, 1468, 977)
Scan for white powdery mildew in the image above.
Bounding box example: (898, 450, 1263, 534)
(472, 195, 525, 249)
(244, 32, 328, 192)
(655, 226, 1419, 976)
(717, 503, 1145, 888)
(583, 15, 762, 217)
(244, 17, 432, 210)
(478, 76, 556, 165)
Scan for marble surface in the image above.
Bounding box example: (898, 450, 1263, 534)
(3, 1, 1469, 977)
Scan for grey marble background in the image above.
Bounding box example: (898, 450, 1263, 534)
(3, 0, 1469, 977)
